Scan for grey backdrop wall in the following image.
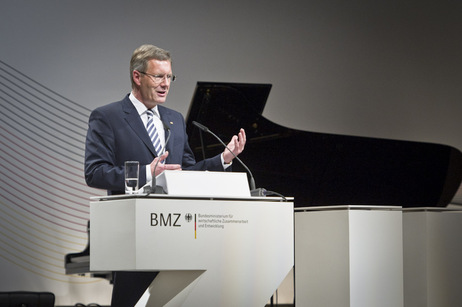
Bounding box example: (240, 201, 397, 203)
(1, 0, 461, 304)
(3, 1, 461, 150)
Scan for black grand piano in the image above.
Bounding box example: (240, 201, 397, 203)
(185, 82, 462, 208)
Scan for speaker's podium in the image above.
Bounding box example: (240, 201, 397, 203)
(90, 171, 294, 307)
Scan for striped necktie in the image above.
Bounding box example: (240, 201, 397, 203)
(146, 110, 162, 155)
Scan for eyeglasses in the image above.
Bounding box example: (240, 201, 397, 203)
(139, 71, 176, 83)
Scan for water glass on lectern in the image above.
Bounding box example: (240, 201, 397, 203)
(124, 161, 139, 194)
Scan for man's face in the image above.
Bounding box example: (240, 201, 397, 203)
(136, 59, 173, 109)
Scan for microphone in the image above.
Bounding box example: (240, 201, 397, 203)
(192, 121, 266, 196)
(144, 121, 171, 195)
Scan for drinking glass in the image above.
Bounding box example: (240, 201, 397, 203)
(124, 161, 139, 194)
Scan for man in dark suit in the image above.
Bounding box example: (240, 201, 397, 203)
(85, 44, 246, 195)
(84, 44, 246, 306)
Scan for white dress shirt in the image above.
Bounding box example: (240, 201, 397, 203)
(128, 92, 230, 184)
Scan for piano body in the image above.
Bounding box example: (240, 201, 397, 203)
(185, 82, 462, 208)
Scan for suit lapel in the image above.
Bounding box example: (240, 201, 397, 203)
(158, 106, 175, 163)
(122, 97, 157, 156)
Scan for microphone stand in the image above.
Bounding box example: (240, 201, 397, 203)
(192, 121, 266, 196)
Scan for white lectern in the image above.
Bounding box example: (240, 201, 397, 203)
(295, 205, 404, 307)
(90, 194, 293, 307)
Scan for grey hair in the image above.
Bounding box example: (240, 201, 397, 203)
(130, 44, 172, 87)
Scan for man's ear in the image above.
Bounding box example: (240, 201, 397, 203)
(132, 70, 142, 86)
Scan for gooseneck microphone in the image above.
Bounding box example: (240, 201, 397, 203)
(192, 121, 267, 196)
(144, 121, 171, 195)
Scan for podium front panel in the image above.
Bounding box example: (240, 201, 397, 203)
(90, 196, 293, 307)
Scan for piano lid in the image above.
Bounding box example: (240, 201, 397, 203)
(185, 82, 462, 208)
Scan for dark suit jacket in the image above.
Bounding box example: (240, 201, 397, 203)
(85, 94, 224, 194)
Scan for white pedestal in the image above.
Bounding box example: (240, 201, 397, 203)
(403, 207, 462, 307)
(295, 205, 404, 307)
(90, 195, 294, 307)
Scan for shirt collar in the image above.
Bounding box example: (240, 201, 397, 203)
(129, 92, 159, 117)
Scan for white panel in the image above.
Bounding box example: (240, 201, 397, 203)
(91, 196, 293, 307)
(349, 209, 403, 307)
(295, 210, 351, 307)
(295, 206, 403, 307)
(403, 208, 462, 307)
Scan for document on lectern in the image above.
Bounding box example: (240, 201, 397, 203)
(140, 170, 251, 198)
